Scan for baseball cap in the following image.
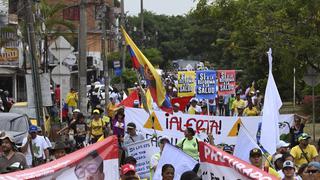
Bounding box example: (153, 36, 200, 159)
(298, 133, 311, 142)
(121, 164, 136, 175)
(127, 122, 136, 129)
(173, 103, 180, 107)
(308, 162, 320, 170)
(249, 148, 262, 157)
(223, 145, 233, 153)
(93, 109, 100, 114)
(273, 154, 283, 163)
(276, 140, 290, 149)
(29, 125, 38, 133)
(283, 160, 294, 169)
(0, 134, 15, 144)
(73, 109, 80, 113)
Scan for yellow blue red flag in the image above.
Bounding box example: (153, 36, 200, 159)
(121, 27, 171, 111)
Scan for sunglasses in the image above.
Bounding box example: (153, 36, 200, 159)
(307, 169, 320, 174)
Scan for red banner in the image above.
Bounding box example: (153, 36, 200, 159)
(199, 142, 278, 180)
(171, 96, 193, 112)
(0, 136, 119, 180)
(217, 70, 236, 95)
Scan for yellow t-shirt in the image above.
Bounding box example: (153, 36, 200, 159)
(65, 92, 78, 107)
(290, 144, 319, 167)
(188, 106, 196, 114)
(89, 118, 106, 136)
(232, 99, 245, 114)
(107, 103, 117, 118)
(243, 107, 259, 116)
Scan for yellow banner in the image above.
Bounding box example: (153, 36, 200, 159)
(0, 48, 19, 61)
(177, 71, 195, 97)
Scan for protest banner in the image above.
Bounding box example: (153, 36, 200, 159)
(153, 144, 197, 180)
(199, 142, 278, 180)
(0, 136, 119, 180)
(171, 96, 193, 112)
(217, 70, 236, 95)
(195, 70, 217, 99)
(127, 139, 159, 178)
(177, 71, 195, 97)
(125, 108, 294, 146)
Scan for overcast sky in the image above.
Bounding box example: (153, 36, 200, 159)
(124, 0, 197, 16)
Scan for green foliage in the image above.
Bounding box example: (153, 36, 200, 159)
(111, 69, 138, 90)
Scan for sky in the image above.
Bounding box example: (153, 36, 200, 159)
(124, 0, 197, 16)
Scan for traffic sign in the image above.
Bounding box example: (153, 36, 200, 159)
(49, 36, 74, 62)
(303, 66, 320, 87)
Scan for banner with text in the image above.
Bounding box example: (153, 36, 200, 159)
(127, 139, 159, 178)
(177, 71, 195, 97)
(0, 136, 119, 180)
(125, 108, 294, 146)
(218, 70, 236, 95)
(199, 142, 278, 180)
(196, 70, 217, 99)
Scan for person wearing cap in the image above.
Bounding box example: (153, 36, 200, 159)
(223, 145, 234, 154)
(231, 93, 245, 116)
(123, 122, 145, 146)
(120, 164, 139, 180)
(21, 125, 50, 167)
(188, 98, 198, 115)
(65, 88, 78, 117)
(290, 133, 318, 167)
(0, 135, 27, 173)
(303, 162, 320, 179)
(88, 109, 106, 144)
(150, 136, 171, 176)
(282, 160, 300, 180)
(249, 148, 281, 178)
(265, 140, 290, 168)
(172, 103, 182, 114)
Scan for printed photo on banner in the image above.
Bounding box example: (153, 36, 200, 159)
(177, 71, 195, 97)
(217, 70, 236, 95)
(195, 70, 217, 99)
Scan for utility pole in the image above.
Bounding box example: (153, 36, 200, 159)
(25, 0, 43, 126)
(78, 0, 87, 114)
(140, 0, 144, 45)
(100, 0, 109, 114)
(120, 0, 126, 70)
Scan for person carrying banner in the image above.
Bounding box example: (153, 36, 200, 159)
(176, 128, 200, 160)
(151, 136, 170, 176)
(123, 122, 145, 146)
(0, 135, 27, 173)
(88, 109, 106, 144)
(290, 133, 318, 167)
(289, 115, 307, 148)
(249, 148, 281, 178)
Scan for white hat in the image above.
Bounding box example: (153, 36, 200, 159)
(190, 98, 198, 103)
(173, 103, 180, 107)
(283, 160, 294, 169)
(273, 154, 283, 163)
(73, 109, 80, 113)
(276, 140, 290, 149)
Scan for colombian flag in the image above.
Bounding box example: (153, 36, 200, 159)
(121, 27, 172, 112)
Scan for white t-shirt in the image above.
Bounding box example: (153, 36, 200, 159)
(22, 135, 49, 166)
(123, 132, 145, 146)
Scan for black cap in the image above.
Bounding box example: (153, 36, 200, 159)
(127, 122, 136, 129)
(249, 148, 262, 157)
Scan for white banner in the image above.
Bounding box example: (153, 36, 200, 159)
(153, 144, 197, 180)
(127, 139, 159, 178)
(125, 108, 294, 146)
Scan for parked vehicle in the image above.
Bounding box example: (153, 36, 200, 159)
(0, 113, 29, 145)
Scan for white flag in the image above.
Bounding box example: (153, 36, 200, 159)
(260, 48, 283, 154)
(234, 123, 260, 163)
(153, 144, 198, 180)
